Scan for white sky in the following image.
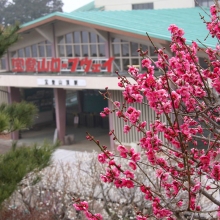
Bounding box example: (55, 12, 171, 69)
(62, 0, 93, 12)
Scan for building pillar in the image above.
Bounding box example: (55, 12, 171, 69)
(8, 87, 21, 140)
(105, 32, 110, 59)
(52, 23, 57, 57)
(6, 51, 10, 71)
(54, 88, 66, 144)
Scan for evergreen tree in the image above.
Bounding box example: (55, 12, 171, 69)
(0, 8, 52, 211)
(0, 23, 37, 133)
(1, 0, 64, 25)
(0, 102, 38, 134)
(0, 24, 19, 58)
(0, 0, 8, 25)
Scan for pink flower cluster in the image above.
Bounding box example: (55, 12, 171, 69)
(211, 164, 220, 181)
(117, 145, 140, 162)
(99, 19, 220, 218)
(73, 201, 103, 220)
(207, 5, 220, 39)
(98, 146, 141, 189)
(75, 5, 220, 219)
(124, 106, 141, 124)
(100, 107, 111, 117)
(123, 84, 143, 103)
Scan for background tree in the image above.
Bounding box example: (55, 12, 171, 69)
(0, 102, 37, 134)
(0, 0, 64, 25)
(0, 22, 37, 136)
(0, 0, 8, 25)
(0, 20, 54, 212)
(0, 24, 19, 58)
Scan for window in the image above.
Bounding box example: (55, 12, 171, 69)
(0, 57, 6, 70)
(82, 31, 89, 43)
(25, 47, 31, 57)
(132, 3, 154, 10)
(195, 0, 213, 7)
(11, 41, 52, 58)
(65, 33, 73, 44)
(18, 49, 24, 57)
(32, 44, 38, 57)
(199, 57, 208, 69)
(111, 37, 157, 72)
(99, 45, 105, 57)
(46, 45, 52, 57)
(57, 31, 106, 58)
(90, 45, 97, 57)
(66, 45, 72, 57)
(131, 42, 138, 56)
(38, 43, 45, 57)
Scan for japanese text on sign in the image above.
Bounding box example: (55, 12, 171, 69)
(37, 78, 86, 87)
(11, 57, 114, 73)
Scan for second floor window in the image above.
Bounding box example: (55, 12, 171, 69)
(11, 41, 52, 58)
(132, 3, 154, 10)
(195, 0, 213, 7)
(57, 31, 106, 58)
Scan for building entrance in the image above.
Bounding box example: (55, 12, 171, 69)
(66, 89, 109, 129)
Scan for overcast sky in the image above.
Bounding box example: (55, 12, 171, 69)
(62, 0, 93, 12)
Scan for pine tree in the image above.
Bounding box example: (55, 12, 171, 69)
(0, 24, 19, 58)
(0, 102, 38, 134)
(0, 24, 37, 134)
(1, 0, 64, 25)
(0, 18, 53, 212)
(0, 0, 8, 25)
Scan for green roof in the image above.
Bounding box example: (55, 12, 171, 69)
(70, 1, 103, 12)
(21, 7, 217, 48)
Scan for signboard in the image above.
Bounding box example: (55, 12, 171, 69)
(37, 78, 86, 87)
(11, 57, 114, 73)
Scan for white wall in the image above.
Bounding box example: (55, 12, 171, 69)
(154, 0, 194, 9)
(0, 87, 9, 105)
(95, 0, 195, 10)
(0, 75, 132, 90)
(9, 29, 47, 52)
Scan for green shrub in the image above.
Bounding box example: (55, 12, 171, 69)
(0, 142, 58, 206)
(0, 102, 38, 133)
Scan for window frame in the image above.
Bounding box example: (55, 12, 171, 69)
(110, 36, 158, 73)
(195, 0, 213, 7)
(132, 2, 154, 10)
(11, 41, 52, 59)
(57, 31, 106, 58)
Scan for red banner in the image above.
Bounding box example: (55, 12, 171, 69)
(11, 57, 115, 73)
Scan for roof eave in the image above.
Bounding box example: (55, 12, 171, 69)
(18, 15, 60, 33)
(18, 15, 170, 45)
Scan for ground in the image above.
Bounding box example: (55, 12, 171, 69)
(0, 125, 110, 154)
